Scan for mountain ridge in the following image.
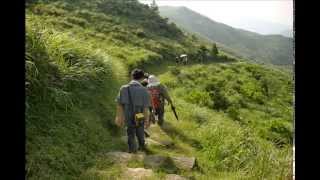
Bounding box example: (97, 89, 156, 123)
(159, 6, 294, 66)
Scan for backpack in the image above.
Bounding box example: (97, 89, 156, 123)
(148, 86, 161, 109)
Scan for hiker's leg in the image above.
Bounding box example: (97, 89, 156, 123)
(149, 108, 155, 124)
(155, 108, 161, 126)
(159, 107, 164, 125)
(127, 126, 137, 153)
(157, 107, 165, 126)
(136, 121, 145, 149)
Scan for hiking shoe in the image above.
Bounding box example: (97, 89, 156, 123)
(128, 150, 137, 154)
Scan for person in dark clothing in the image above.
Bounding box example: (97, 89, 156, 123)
(115, 69, 151, 153)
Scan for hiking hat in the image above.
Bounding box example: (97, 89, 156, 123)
(131, 68, 145, 80)
(148, 75, 160, 86)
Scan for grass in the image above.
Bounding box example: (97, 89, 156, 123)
(26, 13, 128, 179)
(26, 1, 293, 179)
(152, 62, 293, 179)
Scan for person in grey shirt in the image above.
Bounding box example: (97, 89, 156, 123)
(115, 69, 151, 153)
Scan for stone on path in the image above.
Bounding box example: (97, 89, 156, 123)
(106, 151, 134, 164)
(165, 174, 187, 180)
(171, 156, 196, 170)
(135, 152, 146, 162)
(123, 168, 154, 179)
(106, 151, 146, 164)
(144, 155, 169, 169)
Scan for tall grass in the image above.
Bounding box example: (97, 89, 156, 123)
(26, 14, 128, 179)
(155, 62, 293, 179)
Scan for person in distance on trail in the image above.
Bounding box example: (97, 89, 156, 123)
(147, 75, 174, 126)
(115, 69, 151, 153)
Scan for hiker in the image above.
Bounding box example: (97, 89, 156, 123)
(147, 75, 174, 126)
(175, 56, 180, 65)
(180, 54, 188, 65)
(141, 77, 156, 124)
(175, 55, 187, 65)
(115, 69, 151, 153)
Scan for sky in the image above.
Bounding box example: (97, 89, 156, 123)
(139, 0, 293, 35)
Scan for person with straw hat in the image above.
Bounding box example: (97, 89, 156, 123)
(147, 75, 174, 126)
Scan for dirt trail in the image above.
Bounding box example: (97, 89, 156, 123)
(106, 124, 197, 179)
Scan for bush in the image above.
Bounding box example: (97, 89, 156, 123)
(267, 120, 293, 147)
(136, 28, 146, 38)
(184, 90, 212, 107)
(211, 91, 230, 110)
(227, 106, 241, 121)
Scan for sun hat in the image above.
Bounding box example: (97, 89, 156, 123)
(147, 75, 160, 86)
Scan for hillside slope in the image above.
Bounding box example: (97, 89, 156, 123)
(26, 0, 207, 178)
(159, 6, 294, 66)
(26, 1, 293, 179)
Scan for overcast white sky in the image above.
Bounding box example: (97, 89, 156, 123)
(139, 0, 293, 34)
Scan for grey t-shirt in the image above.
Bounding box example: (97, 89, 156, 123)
(116, 80, 151, 126)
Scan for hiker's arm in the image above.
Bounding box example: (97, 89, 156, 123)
(143, 107, 150, 122)
(115, 87, 126, 127)
(143, 107, 150, 128)
(144, 90, 151, 128)
(115, 103, 125, 127)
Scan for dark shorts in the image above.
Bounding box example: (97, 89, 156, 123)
(155, 106, 165, 126)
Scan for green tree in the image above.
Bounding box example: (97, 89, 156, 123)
(150, 0, 158, 12)
(198, 45, 208, 63)
(211, 43, 219, 57)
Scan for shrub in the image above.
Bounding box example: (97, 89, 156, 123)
(226, 106, 241, 121)
(184, 90, 212, 107)
(136, 28, 146, 38)
(268, 120, 293, 146)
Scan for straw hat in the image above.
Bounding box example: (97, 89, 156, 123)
(147, 75, 160, 86)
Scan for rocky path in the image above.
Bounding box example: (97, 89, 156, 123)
(104, 124, 197, 179)
(105, 150, 194, 179)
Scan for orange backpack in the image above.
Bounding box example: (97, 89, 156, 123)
(148, 87, 161, 109)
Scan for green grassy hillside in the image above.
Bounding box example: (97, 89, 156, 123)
(159, 6, 294, 66)
(25, 0, 204, 178)
(142, 61, 293, 179)
(26, 0, 293, 179)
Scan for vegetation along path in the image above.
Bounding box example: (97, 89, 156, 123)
(26, 1, 293, 179)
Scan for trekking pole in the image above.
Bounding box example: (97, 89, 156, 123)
(171, 104, 179, 121)
(144, 130, 150, 138)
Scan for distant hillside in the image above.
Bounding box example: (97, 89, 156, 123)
(227, 18, 291, 36)
(159, 6, 294, 66)
(280, 29, 294, 38)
